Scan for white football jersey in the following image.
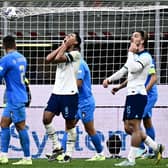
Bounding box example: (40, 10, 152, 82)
(53, 50, 81, 95)
(107, 51, 152, 96)
(126, 51, 152, 95)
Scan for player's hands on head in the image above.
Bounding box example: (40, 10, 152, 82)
(103, 79, 109, 88)
(64, 36, 77, 48)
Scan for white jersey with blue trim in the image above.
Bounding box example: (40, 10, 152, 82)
(53, 50, 81, 95)
(125, 51, 152, 95)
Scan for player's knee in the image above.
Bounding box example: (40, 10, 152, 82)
(43, 118, 51, 125)
(85, 127, 96, 136)
(42, 112, 53, 125)
(124, 125, 132, 135)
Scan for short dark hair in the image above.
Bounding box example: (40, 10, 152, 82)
(74, 32, 81, 51)
(137, 30, 148, 48)
(3, 35, 16, 50)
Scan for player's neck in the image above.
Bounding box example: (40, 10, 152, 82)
(6, 49, 16, 53)
(138, 46, 145, 52)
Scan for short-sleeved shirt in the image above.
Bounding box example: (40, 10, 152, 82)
(53, 50, 81, 95)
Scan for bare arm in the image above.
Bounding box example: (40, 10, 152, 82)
(111, 79, 128, 94)
(46, 45, 63, 63)
(54, 37, 77, 63)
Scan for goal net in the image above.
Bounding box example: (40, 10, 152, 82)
(0, 0, 168, 85)
(0, 0, 168, 159)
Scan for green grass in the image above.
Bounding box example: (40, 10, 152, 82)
(1, 158, 168, 168)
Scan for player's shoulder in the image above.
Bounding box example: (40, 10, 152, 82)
(139, 50, 152, 61)
(69, 50, 81, 58)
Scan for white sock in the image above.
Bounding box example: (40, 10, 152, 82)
(24, 156, 31, 160)
(128, 146, 138, 163)
(45, 123, 61, 150)
(144, 136, 158, 151)
(65, 128, 76, 157)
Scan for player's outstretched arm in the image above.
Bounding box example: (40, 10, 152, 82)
(111, 79, 128, 95)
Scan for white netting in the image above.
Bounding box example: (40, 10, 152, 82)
(0, 1, 168, 84)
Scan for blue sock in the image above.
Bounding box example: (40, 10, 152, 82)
(146, 127, 155, 153)
(139, 142, 146, 150)
(1, 127, 10, 153)
(90, 133, 103, 153)
(18, 128, 30, 157)
(61, 132, 67, 152)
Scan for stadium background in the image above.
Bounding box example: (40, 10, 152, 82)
(0, 0, 167, 159)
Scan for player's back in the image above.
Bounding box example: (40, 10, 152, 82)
(0, 51, 28, 104)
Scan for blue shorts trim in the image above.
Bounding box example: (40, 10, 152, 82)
(2, 103, 26, 123)
(76, 96, 95, 124)
(44, 93, 78, 120)
(123, 94, 147, 121)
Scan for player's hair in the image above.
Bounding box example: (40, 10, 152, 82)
(73, 32, 81, 51)
(137, 30, 148, 48)
(3, 35, 16, 50)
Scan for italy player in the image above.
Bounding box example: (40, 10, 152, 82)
(43, 32, 81, 162)
(103, 31, 164, 167)
(137, 57, 158, 158)
(0, 36, 32, 165)
(58, 58, 105, 162)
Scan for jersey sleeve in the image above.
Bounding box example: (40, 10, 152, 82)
(125, 52, 151, 73)
(0, 57, 8, 81)
(77, 62, 85, 80)
(149, 59, 156, 75)
(65, 50, 81, 62)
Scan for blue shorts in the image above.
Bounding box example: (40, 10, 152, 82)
(143, 94, 157, 119)
(123, 94, 147, 121)
(2, 103, 26, 124)
(44, 93, 78, 120)
(76, 96, 95, 124)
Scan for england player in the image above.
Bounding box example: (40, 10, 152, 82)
(111, 58, 158, 159)
(0, 36, 32, 165)
(43, 32, 81, 162)
(59, 58, 105, 162)
(103, 31, 164, 166)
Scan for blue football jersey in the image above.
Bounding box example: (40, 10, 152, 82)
(77, 59, 93, 102)
(0, 51, 28, 104)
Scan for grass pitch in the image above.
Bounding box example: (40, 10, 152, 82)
(1, 158, 168, 168)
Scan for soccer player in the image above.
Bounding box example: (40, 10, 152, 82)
(103, 31, 164, 167)
(0, 35, 32, 165)
(59, 58, 105, 162)
(43, 32, 81, 163)
(111, 57, 158, 159)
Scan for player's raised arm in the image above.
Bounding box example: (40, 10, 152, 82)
(46, 45, 63, 63)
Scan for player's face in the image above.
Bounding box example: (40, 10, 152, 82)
(131, 32, 144, 46)
(67, 33, 77, 41)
